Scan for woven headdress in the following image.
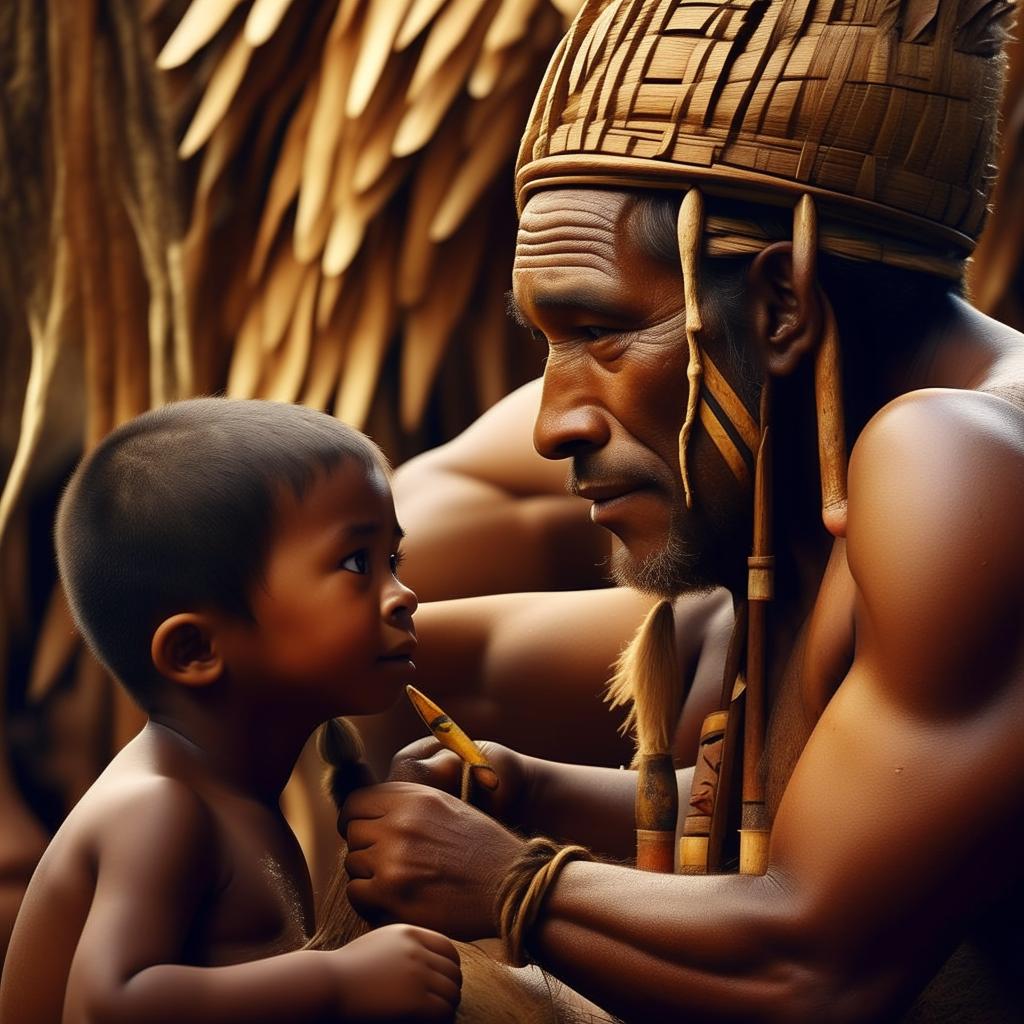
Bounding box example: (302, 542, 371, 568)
(516, 0, 1012, 275)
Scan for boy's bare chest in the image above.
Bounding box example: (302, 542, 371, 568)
(197, 800, 315, 966)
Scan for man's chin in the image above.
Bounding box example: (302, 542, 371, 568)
(609, 543, 716, 598)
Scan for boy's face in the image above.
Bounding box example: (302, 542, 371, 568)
(218, 459, 418, 718)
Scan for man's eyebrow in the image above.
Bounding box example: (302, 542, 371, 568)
(505, 290, 535, 329)
(505, 287, 627, 325)
(394, 524, 406, 540)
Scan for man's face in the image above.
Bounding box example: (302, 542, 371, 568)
(513, 188, 744, 595)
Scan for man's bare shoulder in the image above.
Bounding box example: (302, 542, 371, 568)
(845, 387, 1024, 712)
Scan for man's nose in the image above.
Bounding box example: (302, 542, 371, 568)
(533, 369, 611, 461)
(382, 577, 418, 626)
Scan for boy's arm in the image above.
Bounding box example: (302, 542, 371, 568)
(62, 778, 460, 1024)
(62, 777, 341, 1024)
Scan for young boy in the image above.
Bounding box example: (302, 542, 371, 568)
(0, 398, 462, 1024)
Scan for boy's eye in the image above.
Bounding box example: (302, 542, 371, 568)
(340, 550, 369, 574)
(390, 550, 406, 576)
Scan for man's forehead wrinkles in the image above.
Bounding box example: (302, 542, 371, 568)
(513, 252, 619, 277)
(519, 202, 621, 235)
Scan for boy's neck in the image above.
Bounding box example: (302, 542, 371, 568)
(146, 703, 316, 806)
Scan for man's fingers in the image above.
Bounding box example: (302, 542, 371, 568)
(343, 818, 377, 852)
(337, 781, 417, 835)
(390, 745, 464, 790)
(344, 846, 373, 880)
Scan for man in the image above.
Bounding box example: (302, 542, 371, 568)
(342, 1, 1024, 1019)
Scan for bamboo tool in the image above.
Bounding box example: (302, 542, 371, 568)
(740, 383, 772, 876)
(607, 601, 684, 873)
(405, 685, 499, 801)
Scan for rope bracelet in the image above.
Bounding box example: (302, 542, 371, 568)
(495, 837, 594, 967)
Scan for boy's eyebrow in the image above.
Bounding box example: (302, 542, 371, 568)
(340, 522, 381, 539)
(338, 522, 406, 540)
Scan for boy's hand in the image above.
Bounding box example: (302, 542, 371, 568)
(332, 924, 461, 1021)
(386, 737, 533, 828)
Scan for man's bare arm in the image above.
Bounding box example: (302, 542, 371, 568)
(354, 586, 729, 778)
(393, 378, 612, 601)
(523, 392, 1024, 1020)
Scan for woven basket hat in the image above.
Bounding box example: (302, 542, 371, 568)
(515, 0, 1013, 271)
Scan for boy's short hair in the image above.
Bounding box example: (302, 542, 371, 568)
(56, 398, 387, 707)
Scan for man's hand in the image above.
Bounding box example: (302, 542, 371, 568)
(387, 737, 534, 828)
(339, 782, 525, 939)
(332, 924, 462, 1022)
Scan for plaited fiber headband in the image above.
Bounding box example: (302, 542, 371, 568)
(516, 0, 1011, 266)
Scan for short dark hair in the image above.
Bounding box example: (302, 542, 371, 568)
(56, 399, 386, 707)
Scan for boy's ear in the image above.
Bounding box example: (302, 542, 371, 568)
(747, 241, 824, 377)
(151, 613, 224, 688)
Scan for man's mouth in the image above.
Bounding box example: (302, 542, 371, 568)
(575, 481, 660, 526)
(574, 481, 645, 503)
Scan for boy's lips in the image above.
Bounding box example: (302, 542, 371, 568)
(379, 638, 417, 661)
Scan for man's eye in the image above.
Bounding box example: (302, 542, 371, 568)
(340, 550, 369, 574)
(390, 550, 406, 576)
(581, 326, 607, 340)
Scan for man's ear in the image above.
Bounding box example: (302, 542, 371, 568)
(747, 241, 823, 376)
(151, 613, 224, 688)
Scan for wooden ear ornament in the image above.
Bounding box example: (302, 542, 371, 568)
(793, 195, 848, 537)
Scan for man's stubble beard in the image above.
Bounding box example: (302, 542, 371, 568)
(607, 509, 719, 598)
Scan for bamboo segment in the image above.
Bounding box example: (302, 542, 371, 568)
(335, 227, 396, 427)
(398, 0, 451, 50)
(245, 0, 298, 47)
(400, 213, 486, 430)
(636, 754, 676, 873)
(294, 28, 354, 262)
(156, 0, 243, 70)
(249, 79, 316, 280)
(178, 30, 253, 159)
(484, 0, 541, 52)
(261, 244, 308, 353)
(263, 266, 317, 403)
(429, 87, 529, 240)
(740, 387, 772, 877)
(408, 0, 493, 100)
(346, 0, 413, 119)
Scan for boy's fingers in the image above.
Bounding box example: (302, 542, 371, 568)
(421, 946, 463, 986)
(412, 927, 462, 965)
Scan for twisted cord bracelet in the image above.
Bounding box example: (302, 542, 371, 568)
(496, 837, 594, 967)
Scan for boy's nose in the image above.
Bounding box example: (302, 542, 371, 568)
(383, 577, 418, 625)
